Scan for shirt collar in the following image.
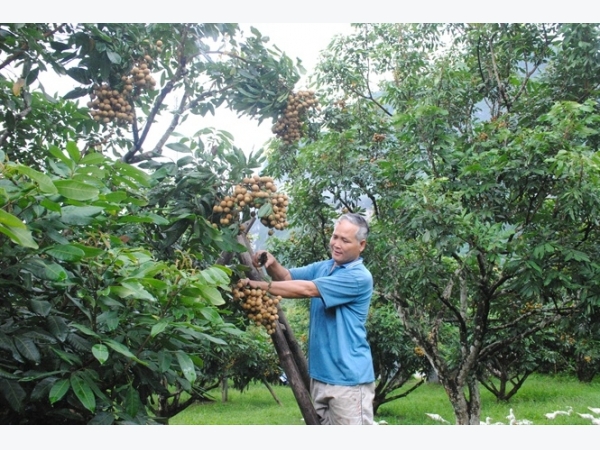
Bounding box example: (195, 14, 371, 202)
(330, 257, 363, 270)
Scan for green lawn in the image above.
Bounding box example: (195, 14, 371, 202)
(170, 373, 600, 426)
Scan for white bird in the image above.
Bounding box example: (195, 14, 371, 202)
(592, 418, 600, 425)
(588, 407, 600, 415)
(506, 408, 516, 422)
(425, 413, 450, 424)
(515, 419, 533, 425)
(480, 416, 492, 425)
(577, 412, 596, 420)
(545, 407, 573, 419)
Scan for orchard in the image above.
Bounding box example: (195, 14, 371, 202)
(1, 23, 599, 427)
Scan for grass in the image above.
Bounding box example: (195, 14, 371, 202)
(170, 373, 600, 425)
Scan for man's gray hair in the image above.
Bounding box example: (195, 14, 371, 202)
(336, 213, 370, 241)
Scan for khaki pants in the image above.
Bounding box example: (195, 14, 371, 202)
(310, 379, 375, 425)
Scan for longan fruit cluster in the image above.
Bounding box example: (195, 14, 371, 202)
(87, 54, 156, 126)
(212, 175, 289, 235)
(271, 90, 319, 145)
(128, 56, 157, 92)
(88, 84, 134, 125)
(233, 280, 281, 335)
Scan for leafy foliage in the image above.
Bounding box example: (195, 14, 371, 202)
(263, 23, 600, 424)
(0, 23, 305, 424)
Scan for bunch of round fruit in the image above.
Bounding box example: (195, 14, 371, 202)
(88, 83, 134, 125)
(212, 175, 289, 235)
(271, 90, 319, 145)
(372, 133, 386, 142)
(232, 279, 281, 335)
(87, 54, 156, 126)
(128, 55, 157, 92)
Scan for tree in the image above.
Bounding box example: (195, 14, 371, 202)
(367, 298, 428, 414)
(0, 23, 312, 424)
(263, 23, 600, 424)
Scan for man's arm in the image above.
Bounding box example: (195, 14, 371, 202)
(253, 250, 292, 281)
(244, 278, 320, 299)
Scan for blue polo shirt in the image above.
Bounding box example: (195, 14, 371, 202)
(289, 258, 375, 386)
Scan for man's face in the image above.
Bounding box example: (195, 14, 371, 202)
(329, 219, 366, 265)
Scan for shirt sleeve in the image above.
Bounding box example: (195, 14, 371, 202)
(313, 270, 370, 309)
(289, 261, 321, 282)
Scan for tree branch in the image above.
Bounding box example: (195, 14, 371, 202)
(488, 39, 512, 112)
(0, 23, 67, 71)
(123, 25, 191, 163)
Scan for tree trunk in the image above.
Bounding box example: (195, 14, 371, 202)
(440, 377, 482, 425)
(231, 232, 321, 425)
(221, 376, 228, 402)
(277, 305, 310, 391)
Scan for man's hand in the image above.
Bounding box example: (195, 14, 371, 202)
(252, 251, 292, 282)
(253, 250, 272, 269)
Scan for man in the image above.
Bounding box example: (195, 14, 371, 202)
(243, 213, 375, 425)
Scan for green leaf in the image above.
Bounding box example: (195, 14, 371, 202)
(150, 321, 168, 338)
(54, 179, 99, 201)
(30, 299, 52, 317)
(198, 285, 225, 306)
(197, 332, 227, 345)
(49, 379, 70, 405)
(51, 347, 81, 366)
(199, 306, 223, 323)
(59, 206, 103, 225)
(106, 50, 121, 64)
(80, 152, 107, 165)
(92, 344, 109, 364)
(175, 351, 196, 384)
(22, 259, 67, 281)
(104, 339, 146, 365)
(48, 145, 75, 170)
(71, 323, 100, 338)
(0, 379, 26, 412)
(0, 209, 26, 228)
(0, 224, 38, 249)
(257, 202, 273, 218)
(111, 281, 155, 301)
(88, 412, 114, 425)
(63, 86, 89, 100)
(12, 164, 58, 194)
(66, 67, 91, 84)
(14, 335, 41, 363)
(114, 161, 151, 187)
(203, 266, 230, 286)
(70, 373, 96, 413)
(102, 190, 128, 203)
(526, 260, 543, 275)
(47, 315, 69, 342)
(166, 142, 192, 153)
(124, 385, 140, 418)
(40, 198, 62, 213)
(45, 244, 86, 262)
(177, 155, 194, 167)
(66, 141, 81, 163)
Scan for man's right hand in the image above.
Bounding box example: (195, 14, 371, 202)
(252, 251, 291, 281)
(253, 250, 271, 268)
